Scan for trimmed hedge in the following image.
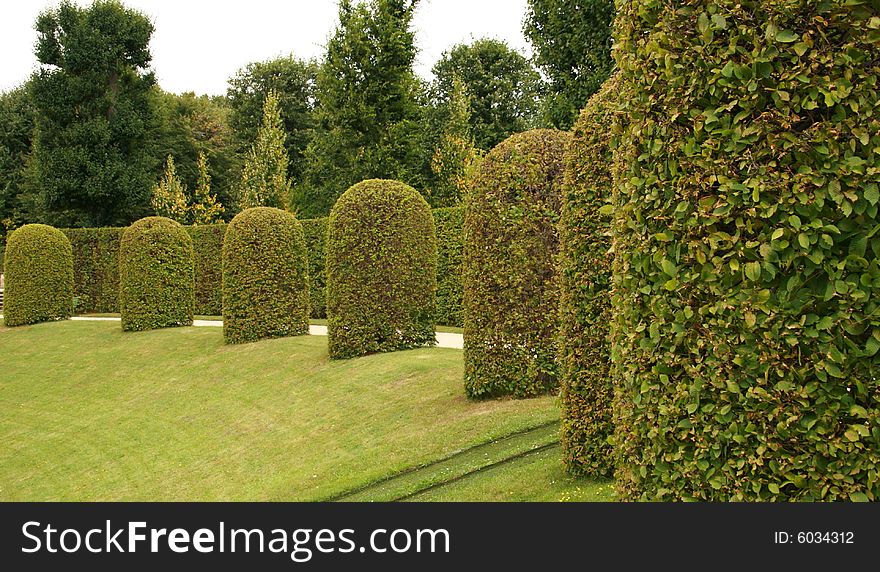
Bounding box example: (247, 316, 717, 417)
(612, 1, 880, 501)
(463, 129, 571, 399)
(223, 207, 309, 344)
(559, 77, 619, 478)
(119, 217, 194, 331)
(186, 224, 227, 316)
(62, 227, 124, 314)
(2, 224, 73, 326)
(326, 179, 437, 359)
(301, 217, 328, 320)
(433, 206, 464, 328)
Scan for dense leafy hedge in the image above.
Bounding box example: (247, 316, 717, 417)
(186, 224, 227, 316)
(223, 207, 309, 344)
(62, 227, 124, 314)
(433, 206, 464, 328)
(559, 77, 619, 477)
(326, 179, 437, 359)
(301, 217, 328, 319)
(3, 224, 73, 326)
(119, 217, 194, 331)
(612, 1, 880, 501)
(463, 129, 571, 398)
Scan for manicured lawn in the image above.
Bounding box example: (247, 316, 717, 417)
(0, 319, 562, 501)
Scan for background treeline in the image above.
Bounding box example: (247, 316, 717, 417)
(0, 0, 614, 242)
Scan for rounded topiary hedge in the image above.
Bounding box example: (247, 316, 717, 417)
(326, 179, 437, 359)
(222, 207, 309, 344)
(3, 224, 74, 326)
(463, 129, 571, 399)
(119, 217, 194, 332)
(559, 77, 619, 478)
(612, 1, 880, 501)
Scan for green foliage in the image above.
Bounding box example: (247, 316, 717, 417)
(612, 1, 880, 501)
(151, 155, 189, 223)
(326, 179, 437, 359)
(119, 217, 194, 331)
(433, 206, 464, 328)
(558, 77, 619, 478)
(30, 0, 156, 227)
(430, 77, 480, 207)
(191, 152, 224, 224)
(0, 84, 39, 233)
(301, 217, 328, 319)
(238, 90, 291, 210)
(186, 223, 226, 316)
(2, 224, 73, 326)
(295, 0, 426, 218)
(463, 129, 570, 399)
(62, 226, 124, 314)
(227, 56, 317, 184)
(430, 39, 543, 151)
(524, 0, 615, 129)
(222, 207, 309, 344)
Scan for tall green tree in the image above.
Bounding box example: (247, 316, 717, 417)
(523, 0, 614, 129)
(295, 0, 425, 218)
(191, 152, 224, 224)
(0, 84, 39, 237)
(151, 155, 189, 223)
(430, 77, 479, 207)
(227, 56, 317, 184)
(30, 0, 156, 227)
(238, 90, 291, 210)
(430, 39, 543, 151)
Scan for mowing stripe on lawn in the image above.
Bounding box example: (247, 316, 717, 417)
(327, 421, 560, 502)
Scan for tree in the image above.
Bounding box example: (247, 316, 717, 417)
(30, 0, 156, 227)
(0, 84, 39, 237)
(151, 155, 189, 223)
(190, 152, 224, 224)
(237, 90, 291, 210)
(295, 0, 425, 218)
(523, 0, 615, 130)
(227, 56, 317, 184)
(430, 39, 543, 151)
(430, 77, 479, 207)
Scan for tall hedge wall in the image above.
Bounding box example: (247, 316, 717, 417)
(223, 208, 309, 344)
(62, 227, 124, 314)
(301, 217, 328, 320)
(463, 129, 571, 399)
(186, 224, 226, 316)
(612, 1, 880, 501)
(119, 217, 194, 332)
(433, 206, 464, 328)
(3, 224, 73, 326)
(326, 179, 437, 359)
(559, 78, 619, 478)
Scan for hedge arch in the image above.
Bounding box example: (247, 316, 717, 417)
(222, 207, 309, 344)
(463, 129, 571, 399)
(326, 179, 437, 359)
(612, 1, 880, 501)
(3, 224, 74, 326)
(559, 77, 620, 478)
(119, 217, 194, 332)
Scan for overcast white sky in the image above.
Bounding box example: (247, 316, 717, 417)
(0, 0, 533, 95)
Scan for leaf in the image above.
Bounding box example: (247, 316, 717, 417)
(865, 185, 879, 206)
(598, 204, 614, 216)
(793, 42, 810, 56)
(661, 258, 678, 277)
(850, 492, 869, 503)
(798, 233, 810, 249)
(745, 261, 762, 281)
(775, 30, 799, 43)
(771, 228, 785, 240)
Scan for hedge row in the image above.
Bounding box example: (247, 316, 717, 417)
(62, 227, 124, 314)
(186, 224, 227, 316)
(611, 1, 879, 501)
(463, 129, 571, 399)
(327, 179, 437, 359)
(301, 217, 328, 319)
(433, 207, 464, 328)
(3, 224, 74, 326)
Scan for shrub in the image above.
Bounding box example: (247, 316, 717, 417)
(301, 217, 328, 319)
(463, 129, 571, 398)
(559, 77, 619, 477)
(119, 217, 194, 331)
(186, 223, 227, 316)
(62, 227, 124, 314)
(612, 1, 880, 501)
(433, 206, 465, 328)
(326, 179, 437, 359)
(2, 224, 74, 326)
(222, 207, 309, 344)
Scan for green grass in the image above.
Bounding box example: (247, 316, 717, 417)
(0, 320, 565, 501)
